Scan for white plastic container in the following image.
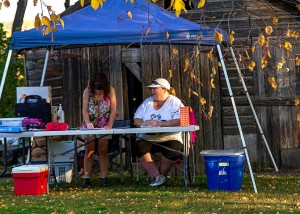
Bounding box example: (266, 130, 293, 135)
(57, 104, 65, 123)
(49, 163, 73, 184)
(0, 117, 27, 126)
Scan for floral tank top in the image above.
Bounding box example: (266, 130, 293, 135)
(82, 90, 111, 128)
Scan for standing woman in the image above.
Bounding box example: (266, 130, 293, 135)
(81, 73, 117, 188)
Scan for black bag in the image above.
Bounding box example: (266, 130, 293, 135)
(15, 95, 52, 124)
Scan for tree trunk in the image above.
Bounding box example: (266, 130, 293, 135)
(12, 0, 28, 32)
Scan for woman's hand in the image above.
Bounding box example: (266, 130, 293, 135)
(86, 123, 94, 129)
(103, 125, 112, 130)
(142, 120, 161, 127)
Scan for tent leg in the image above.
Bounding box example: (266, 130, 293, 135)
(216, 44, 258, 193)
(0, 50, 13, 100)
(40, 49, 50, 86)
(229, 46, 279, 172)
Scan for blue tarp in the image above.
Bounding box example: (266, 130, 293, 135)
(10, 0, 228, 50)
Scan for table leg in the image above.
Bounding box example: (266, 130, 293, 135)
(183, 132, 190, 190)
(0, 138, 8, 177)
(73, 136, 78, 180)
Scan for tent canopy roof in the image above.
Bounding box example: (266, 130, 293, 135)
(10, 0, 228, 50)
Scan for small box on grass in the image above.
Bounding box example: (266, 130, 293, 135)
(200, 150, 245, 191)
(12, 164, 48, 196)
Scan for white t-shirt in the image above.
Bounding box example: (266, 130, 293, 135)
(134, 95, 183, 143)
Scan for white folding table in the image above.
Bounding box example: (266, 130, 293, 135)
(1, 125, 199, 192)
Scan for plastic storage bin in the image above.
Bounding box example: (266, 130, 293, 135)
(200, 150, 245, 191)
(12, 164, 48, 195)
(49, 163, 73, 184)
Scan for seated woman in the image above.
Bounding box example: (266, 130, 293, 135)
(134, 78, 183, 187)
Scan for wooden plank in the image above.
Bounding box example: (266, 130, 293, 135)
(61, 52, 81, 58)
(98, 46, 110, 77)
(222, 96, 251, 106)
(160, 45, 173, 92)
(190, 45, 205, 171)
(80, 47, 91, 86)
(63, 48, 82, 128)
(141, 45, 153, 99)
(27, 66, 62, 80)
(223, 96, 295, 106)
(223, 125, 257, 135)
(51, 86, 63, 97)
(221, 86, 254, 96)
(109, 46, 124, 119)
(90, 47, 99, 74)
(253, 97, 295, 106)
(210, 52, 224, 149)
(151, 45, 162, 79)
(220, 68, 254, 78)
(220, 75, 254, 87)
(177, 45, 190, 103)
(122, 48, 141, 63)
(122, 67, 129, 119)
(25, 49, 58, 60)
(223, 106, 254, 117)
(27, 77, 62, 86)
(223, 116, 255, 126)
(281, 148, 300, 168)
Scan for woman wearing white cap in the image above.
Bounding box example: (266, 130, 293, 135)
(134, 78, 183, 187)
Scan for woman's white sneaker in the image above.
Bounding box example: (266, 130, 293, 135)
(151, 174, 166, 187)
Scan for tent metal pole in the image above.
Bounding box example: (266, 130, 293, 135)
(40, 49, 50, 86)
(216, 44, 258, 193)
(229, 46, 279, 172)
(0, 50, 13, 100)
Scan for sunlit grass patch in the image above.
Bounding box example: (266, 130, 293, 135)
(0, 172, 299, 213)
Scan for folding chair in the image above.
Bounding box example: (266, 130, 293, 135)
(107, 119, 133, 183)
(135, 132, 196, 186)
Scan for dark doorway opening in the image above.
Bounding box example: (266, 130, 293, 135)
(126, 68, 143, 163)
(126, 68, 143, 120)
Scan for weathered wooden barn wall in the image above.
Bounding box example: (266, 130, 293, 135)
(181, 0, 300, 168)
(253, 43, 300, 168)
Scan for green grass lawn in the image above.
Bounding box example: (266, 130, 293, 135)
(0, 171, 300, 214)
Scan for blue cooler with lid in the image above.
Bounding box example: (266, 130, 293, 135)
(200, 150, 245, 191)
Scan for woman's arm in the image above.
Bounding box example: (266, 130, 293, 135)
(134, 118, 143, 128)
(107, 85, 117, 129)
(82, 87, 93, 128)
(142, 118, 180, 127)
(159, 119, 180, 127)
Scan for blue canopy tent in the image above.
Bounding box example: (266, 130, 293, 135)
(9, 0, 227, 50)
(1, 0, 274, 193)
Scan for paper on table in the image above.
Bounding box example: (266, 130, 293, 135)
(140, 125, 159, 128)
(80, 127, 105, 130)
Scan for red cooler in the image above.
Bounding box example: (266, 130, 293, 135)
(12, 164, 48, 195)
